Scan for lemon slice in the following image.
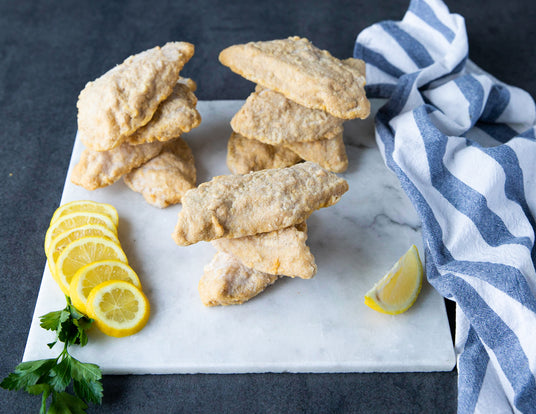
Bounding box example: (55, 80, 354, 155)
(86, 280, 150, 338)
(55, 236, 128, 295)
(364, 245, 423, 315)
(47, 224, 119, 275)
(69, 260, 141, 314)
(50, 200, 119, 228)
(44, 212, 117, 254)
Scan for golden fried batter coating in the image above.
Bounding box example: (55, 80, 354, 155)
(212, 223, 316, 279)
(286, 132, 348, 173)
(198, 252, 279, 306)
(77, 42, 194, 151)
(126, 80, 201, 146)
(123, 137, 196, 208)
(71, 141, 165, 190)
(231, 87, 344, 145)
(226, 132, 301, 174)
(172, 161, 348, 245)
(219, 37, 369, 119)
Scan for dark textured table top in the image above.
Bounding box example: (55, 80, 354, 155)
(1, 1, 534, 412)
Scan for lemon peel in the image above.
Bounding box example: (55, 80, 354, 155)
(364, 244, 423, 315)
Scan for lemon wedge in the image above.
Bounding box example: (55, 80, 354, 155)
(364, 245, 423, 315)
(50, 200, 119, 228)
(46, 224, 119, 275)
(86, 280, 150, 338)
(54, 236, 128, 296)
(69, 260, 141, 315)
(44, 212, 117, 254)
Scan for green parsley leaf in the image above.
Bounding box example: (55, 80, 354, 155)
(1, 298, 103, 413)
(40, 310, 63, 332)
(70, 357, 103, 405)
(0, 359, 56, 391)
(48, 391, 88, 414)
(49, 355, 72, 392)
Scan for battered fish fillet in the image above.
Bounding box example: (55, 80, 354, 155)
(226, 131, 301, 174)
(78, 42, 195, 151)
(123, 137, 196, 208)
(219, 37, 369, 119)
(286, 132, 348, 173)
(199, 252, 279, 306)
(126, 80, 201, 145)
(172, 161, 349, 245)
(229, 131, 348, 174)
(212, 223, 316, 279)
(230, 87, 344, 145)
(71, 140, 165, 190)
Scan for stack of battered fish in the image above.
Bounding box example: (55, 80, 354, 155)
(172, 162, 349, 306)
(219, 37, 370, 174)
(71, 42, 201, 208)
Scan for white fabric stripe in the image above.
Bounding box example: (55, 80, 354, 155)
(422, 81, 473, 133)
(507, 138, 536, 297)
(455, 305, 470, 359)
(443, 138, 534, 240)
(465, 126, 503, 148)
(474, 359, 519, 414)
(389, 115, 535, 275)
(496, 85, 536, 128)
(481, 340, 521, 414)
(423, 0, 463, 34)
(403, 12, 455, 58)
(400, 84, 425, 114)
(458, 273, 536, 376)
(365, 23, 421, 74)
(365, 63, 398, 87)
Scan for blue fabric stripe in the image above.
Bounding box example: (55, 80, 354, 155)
(455, 75, 485, 130)
(380, 72, 421, 118)
(353, 43, 405, 79)
(357, 1, 536, 409)
(379, 21, 435, 68)
(449, 276, 536, 413)
(375, 110, 456, 300)
(458, 326, 489, 413)
(414, 107, 533, 250)
(518, 127, 536, 140)
(481, 85, 511, 122)
(480, 144, 536, 263)
(420, 53, 468, 90)
(364, 83, 397, 99)
(408, 0, 455, 42)
(442, 260, 536, 314)
(476, 122, 519, 143)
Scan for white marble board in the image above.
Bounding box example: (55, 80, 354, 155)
(23, 100, 456, 374)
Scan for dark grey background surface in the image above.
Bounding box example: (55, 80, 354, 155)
(1, 1, 534, 412)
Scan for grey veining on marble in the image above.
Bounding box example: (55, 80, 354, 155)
(23, 100, 455, 374)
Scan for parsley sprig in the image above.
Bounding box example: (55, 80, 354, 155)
(1, 297, 103, 413)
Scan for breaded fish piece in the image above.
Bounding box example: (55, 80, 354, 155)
(123, 137, 196, 208)
(226, 131, 301, 174)
(228, 131, 347, 173)
(212, 223, 316, 279)
(286, 132, 348, 173)
(172, 161, 349, 245)
(126, 80, 201, 146)
(219, 37, 369, 119)
(78, 42, 195, 151)
(71, 140, 165, 190)
(230, 87, 344, 145)
(199, 252, 279, 306)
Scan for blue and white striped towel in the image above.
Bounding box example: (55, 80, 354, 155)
(354, 0, 536, 412)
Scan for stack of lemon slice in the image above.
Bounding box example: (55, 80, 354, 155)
(45, 200, 150, 337)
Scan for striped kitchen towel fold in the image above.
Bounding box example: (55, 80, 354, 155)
(354, 0, 536, 412)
